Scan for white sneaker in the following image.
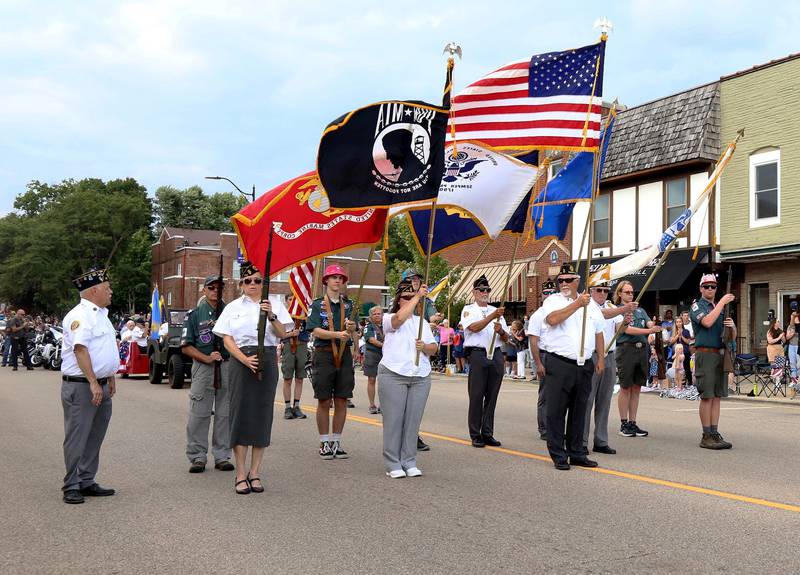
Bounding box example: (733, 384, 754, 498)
(405, 467, 422, 477)
(386, 469, 406, 479)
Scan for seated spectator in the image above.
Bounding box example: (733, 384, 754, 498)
(766, 319, 786, 364)
(131, 317, 149, 350)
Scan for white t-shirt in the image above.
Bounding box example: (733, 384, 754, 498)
(460, 303, 509, 350)
(380, 313, 436, 377)
(541, 292, 604, 360)
(213, 294, 292, 347)
(131, 326, 148, 347)
(61, 299, 120, 379)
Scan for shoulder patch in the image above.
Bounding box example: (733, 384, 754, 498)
(691, 303, 699, 311)
(70, 320, 80, 331)
(463, 310, 469, 317)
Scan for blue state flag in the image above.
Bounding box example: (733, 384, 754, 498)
(150, 286, 162, 340)
(531, 112, 616, 241)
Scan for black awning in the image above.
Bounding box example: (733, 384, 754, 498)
(573, 248, 710, 292)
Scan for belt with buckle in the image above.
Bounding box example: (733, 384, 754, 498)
(695, 346, 724, 354)
(62, 375, 108, 385)
(619, 341, 645, 349)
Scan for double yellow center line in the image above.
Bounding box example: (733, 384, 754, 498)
(282, 402, 800, 514)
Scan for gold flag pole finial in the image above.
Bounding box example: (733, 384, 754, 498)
(442, 42, 463, 62)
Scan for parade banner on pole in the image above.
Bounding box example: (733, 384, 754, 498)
(149, 286, 163, 340)
(589, 133, 741, 286)
(317, 100, 449, 210)
(231, 172, 387, 277)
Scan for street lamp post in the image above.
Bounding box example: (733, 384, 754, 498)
(204, 176, 256, 203)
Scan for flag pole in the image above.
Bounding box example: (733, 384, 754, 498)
(349, 245, 376, 324)
(415, 42, 460, 366)
(487, 234, 521, 354)
(601, 128, 744, 353)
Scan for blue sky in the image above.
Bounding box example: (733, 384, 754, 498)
(1, 0, 797, 215)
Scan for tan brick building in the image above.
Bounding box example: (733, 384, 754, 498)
(151, 227, 387, 314)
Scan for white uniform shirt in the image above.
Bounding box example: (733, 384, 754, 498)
(460, 303, 509, 350)
(213, 294, 292, 347)
(158, 322, 169, 338)
(120, 328, 133, 342)
(380, 313, 436, 377)
(540, 292, 604, 360)
(61, 299, 120, 378)
(593, 300, 623, 354)
(525, 306, 550, 351)
(131, 325, 148, 347)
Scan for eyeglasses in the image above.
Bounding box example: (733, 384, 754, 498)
(700, 284, 717, 290)
(475, 287, 492, 293)
(557, 277, 578, 284)
(621, 290, 634, 295)
(594, 288, 609, 293)
(242, 277, 263, 285)
(205, 285, 219, 291)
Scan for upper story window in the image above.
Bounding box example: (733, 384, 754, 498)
(593, 194, 610, 244)
(275, 271, 290, 282)
(176, 262, 182, 276)
(750, 149, 780, 228)
(548, 159, 563, 180)
(665, 178, 687, 226)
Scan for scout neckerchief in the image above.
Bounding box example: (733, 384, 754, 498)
(323, 293, 347, 368)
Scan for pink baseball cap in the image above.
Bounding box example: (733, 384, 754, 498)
(322, 264, 348, 284)
(699, 273, 717, 286)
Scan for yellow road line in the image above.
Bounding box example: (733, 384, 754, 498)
(279, 402, 800, 514)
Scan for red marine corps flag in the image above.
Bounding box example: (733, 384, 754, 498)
(231, 172, 387, 277)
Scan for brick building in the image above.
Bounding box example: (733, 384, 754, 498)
(151, 227, 387, 313)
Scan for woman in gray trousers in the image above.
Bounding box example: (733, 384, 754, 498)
(377, 277, 438, 478)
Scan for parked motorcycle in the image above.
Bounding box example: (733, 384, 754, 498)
(29, 331, 45, 368)
(41, 327, 63, 370)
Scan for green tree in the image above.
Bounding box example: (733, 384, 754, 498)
(110, 228, 154, 314)
(154, 185, 245, 231)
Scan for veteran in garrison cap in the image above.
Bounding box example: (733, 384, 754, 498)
(60, 268, 119, 504)
(460, 274, 509, 448)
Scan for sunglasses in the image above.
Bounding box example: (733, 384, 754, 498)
(242, 277, 263, 285)
(475, 287, 492, 293)
(205, 285, 220, 291)
(621, 290, 634, 295)
(557, 277, 578, 284)
(593, 288, 610, 293)
(701, 284, 717, 290)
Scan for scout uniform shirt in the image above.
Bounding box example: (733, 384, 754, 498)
(281, 318, 310, 345)
(306, 295, 355, 348)
(61, 299, 120, 379)
(460, 303, 509, 350)
(617, 307, 650, 346)
(363, 320, 384, 354)
(690, 298, 724, 348)
(181, 299, 229, 359)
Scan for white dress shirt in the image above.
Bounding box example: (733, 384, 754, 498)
(460, 303, 509, 350)
(379, 313, 436, 377)
(541, 292, 604, 360)
(213, 294, 292, 347)
(526, 306, 550, 351)
(61, 299, 120, 379)
(131, 326, 148, 347)
(593, 300, 623, 355)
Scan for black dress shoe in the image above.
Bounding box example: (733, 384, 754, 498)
(554, 461, 570, 471)
(79, 484, 115, 497)
(482, 436, 502, 447)
(539, 432, 547, 441)
(471, 437, 485, 448)
(189, 460, 206, 473)
(214, 460, 235, 471)
(593, 445, 617, 455)
(569, 457, 599, 468)
(417, 437, 431, 451)
(63, 490, 85, 504)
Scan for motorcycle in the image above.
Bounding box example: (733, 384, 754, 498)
(29, 331, 45, 368)
(41, 326, 63, 370)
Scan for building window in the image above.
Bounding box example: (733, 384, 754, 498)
(750, 283, 769, 351)
(176, 262, 182, 276)
(232, 260, 240, 280)
(275, 271, 290, 282)
(548, 159, 563, 180)
(167, 292, 173, 306)
(665, 178, 687, 226)
(749, 149, 780, 227)
(592, 194, 610, 244)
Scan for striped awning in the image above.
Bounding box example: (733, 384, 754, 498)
(451, 262, 527, 304)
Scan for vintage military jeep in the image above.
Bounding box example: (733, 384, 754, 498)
(148, 309, 193, 389)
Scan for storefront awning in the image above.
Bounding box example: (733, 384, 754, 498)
(573, 248, 709, 291)
(450, 262, 527, 304)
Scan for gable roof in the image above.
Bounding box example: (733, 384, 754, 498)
(161, 227, 223, 248)
(602, 82, 720, 180)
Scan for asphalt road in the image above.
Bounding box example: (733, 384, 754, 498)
(2, 367, 799, 574)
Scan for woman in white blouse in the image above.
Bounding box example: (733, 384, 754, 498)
(377, 277, 437, 478)
(213, 261, 291, 494)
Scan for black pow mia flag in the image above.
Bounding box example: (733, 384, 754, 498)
(317, 100, 448, 209)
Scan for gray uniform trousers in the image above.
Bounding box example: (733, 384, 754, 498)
(582, 350, 615, 452)
(61, 380, 112, 491)
(186, 360, 232, 463)
(377, 365, 431, 472)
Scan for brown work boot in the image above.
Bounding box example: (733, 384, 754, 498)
(711, 432, 732, 449)
(699, 433, 725, 450)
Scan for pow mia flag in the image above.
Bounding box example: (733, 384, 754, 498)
(317, 100, 448, 209)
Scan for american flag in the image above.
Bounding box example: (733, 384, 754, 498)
(287, 261, 316, 318)
(448, 41, 605, 152)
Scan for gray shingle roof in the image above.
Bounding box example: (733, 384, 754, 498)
(601, 82, 720, 180)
